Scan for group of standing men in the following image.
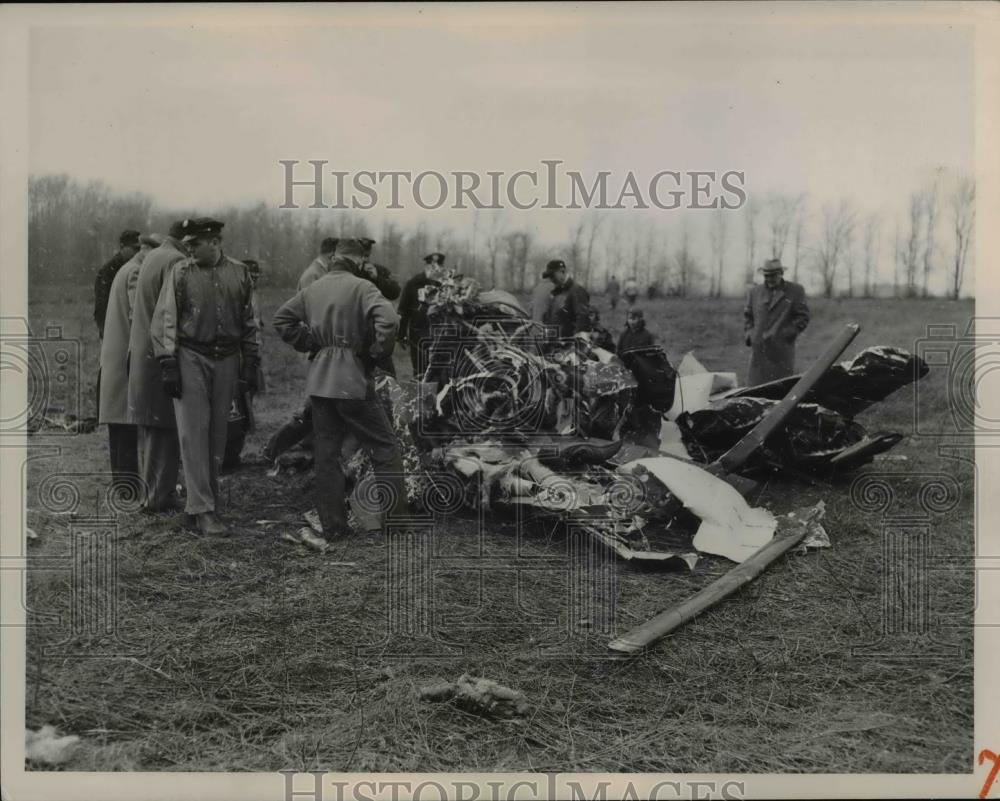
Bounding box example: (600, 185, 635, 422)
(95, 225, 436, 542)
(96, 219, 260, 535)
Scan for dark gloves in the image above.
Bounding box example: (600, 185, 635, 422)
(159, 355, 182, 398)
(240, 359, 260, 394)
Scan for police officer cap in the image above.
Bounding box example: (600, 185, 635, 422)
(423, 252, 446, 265)
(180, 217, 225, 243)
(542, 259, 567, 278)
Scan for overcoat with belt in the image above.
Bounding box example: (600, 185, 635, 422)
(273, 262, 399, 400)
(743, 279, 810, 385)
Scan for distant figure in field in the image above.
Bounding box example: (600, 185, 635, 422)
(646, 281, 659, 301)
(606, 274, 621, 311)
(743, 258, 810, 386)
(623, 276, 639, 307)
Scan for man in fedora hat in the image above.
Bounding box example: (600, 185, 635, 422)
(743, 257, 810, 385)
(398, 252, 447, 376)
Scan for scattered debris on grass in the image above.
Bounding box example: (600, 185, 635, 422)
(279, 527, 330, 552)
(419, 674, 530, 719)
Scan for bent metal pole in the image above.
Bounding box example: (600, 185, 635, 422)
(607, 507, 821, 656)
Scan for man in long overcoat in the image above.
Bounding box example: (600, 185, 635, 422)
(743, 258, 810, 386)
(99, 233, 162, 488)
(127, 221, 186, 512)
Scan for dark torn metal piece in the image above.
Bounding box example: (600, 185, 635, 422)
(676, 343, 923, 477)
(718, 345, 929, 417)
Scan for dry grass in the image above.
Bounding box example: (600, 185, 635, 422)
(24, 285, 974, 773)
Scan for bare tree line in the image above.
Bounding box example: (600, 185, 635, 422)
(29, 171, 974, 299)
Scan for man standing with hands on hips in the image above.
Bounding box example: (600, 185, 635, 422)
(151, 217, 261, 535)
(273, 238, 409, 543)
(743, 257, 810, 386)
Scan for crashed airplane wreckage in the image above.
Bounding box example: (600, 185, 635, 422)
(288, 276, 926, 651)
(332, 276, 923, 540)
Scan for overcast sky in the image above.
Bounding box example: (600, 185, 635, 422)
(27, 4, 974, 286)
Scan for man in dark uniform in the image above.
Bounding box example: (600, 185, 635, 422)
(743, 258, 810, 385)
(357, 238, 401, 378)
(94, 229, 141, 339)
(273, 238, 408, 542)
(151, 217, 261, 535)
(542, 259, 591, 338)
(398, 252, 446, 376)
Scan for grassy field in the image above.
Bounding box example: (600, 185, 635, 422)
(23, 285, 975, 773)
